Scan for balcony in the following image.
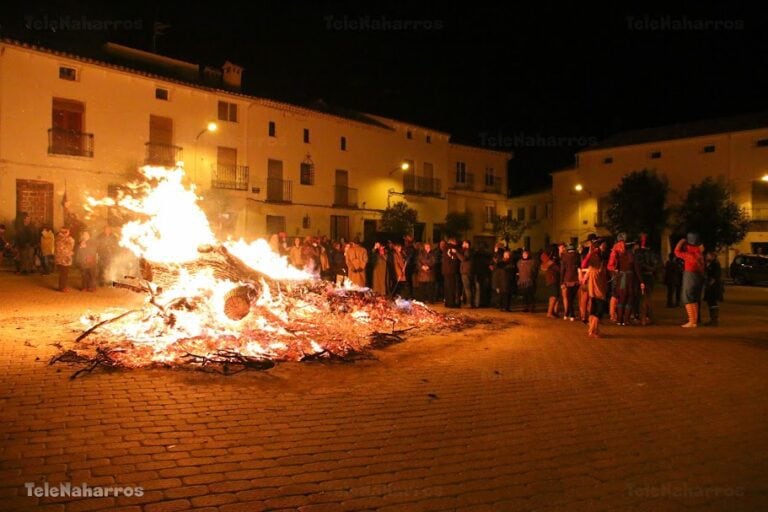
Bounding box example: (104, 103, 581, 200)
(483, 180, 502, 194)
(403, 175, 441, 197)
(266, 178, 292, 203)
(451, 173, 474, 190)
(211, 164, 249, 191)
(145, 142, 183, 166)
(333, 185, 358, 208)
(48, 128, 94, 157)
(748, 207, 768, 221)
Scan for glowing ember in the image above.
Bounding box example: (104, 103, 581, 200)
(57, 165, 461, 375)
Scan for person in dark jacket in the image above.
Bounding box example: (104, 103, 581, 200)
(417, 243, 437, 303)
(472, 243, 492, 307)
(540, 251, 560, 318)
(76, 231, 98, 292)
(560, 244, 580, 321)
(457, 240, 475, 308)
(703, 251, 724, 326)
(330, 241, 348, 286)
(15, 214, 38, 274)
(517, 250, 538, 312)
(664, 252, 683, 307)
(441, 240, 461, 307)
(492, 250, 513, 311)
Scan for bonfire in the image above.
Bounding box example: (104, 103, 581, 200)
(51, 166, 466, 378)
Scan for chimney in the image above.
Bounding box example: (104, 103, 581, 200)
(222, 61, 243, 91)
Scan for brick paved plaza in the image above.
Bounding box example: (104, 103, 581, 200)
(1, 272, 767, 511)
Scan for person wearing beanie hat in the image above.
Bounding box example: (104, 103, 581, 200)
(674, 233, 705, 327)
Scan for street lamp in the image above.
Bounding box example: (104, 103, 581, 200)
(196, 122, 218, 141)
(388, 161, 410, 176)
(193, 122, 218, 184)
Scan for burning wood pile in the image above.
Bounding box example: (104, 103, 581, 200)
(51, 166, 468, 378)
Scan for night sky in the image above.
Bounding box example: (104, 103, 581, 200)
(3, 1, 767, 193)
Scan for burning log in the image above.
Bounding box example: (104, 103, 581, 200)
(51, 165, 474, 378)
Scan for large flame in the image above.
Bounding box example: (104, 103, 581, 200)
(73, 165, 452, 369)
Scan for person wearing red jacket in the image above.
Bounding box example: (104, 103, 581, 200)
(674, 233, 705, 328)
(607, 233, 642, 326)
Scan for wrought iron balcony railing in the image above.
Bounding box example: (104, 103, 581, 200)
(266, 178, 292, 203)
(451, 173, 474, 190)
(748, 207, 768, 221)
(483, 180, 502, 194)
(48, 128, 94, 157)
(145, 142, 183, 166)
(403, 175, 441, 197)
(333, 185, 358, 208)
(211, 164, 250, 191)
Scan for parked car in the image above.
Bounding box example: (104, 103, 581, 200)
(730, 254, 768, 285)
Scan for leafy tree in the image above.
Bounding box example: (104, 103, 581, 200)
(380, 201, 418, 237)
(492, 215, 531, 244)
(605, 169, 669, 249)
(443, 211, 472, 239)
(675, 177, 750, 252)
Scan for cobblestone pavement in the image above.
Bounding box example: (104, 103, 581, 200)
(1, 272, 767, 511)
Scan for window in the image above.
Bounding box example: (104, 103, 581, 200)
(703, 145, 715, 153)
(517, 207, 525, 221)
(426, 134, 432, 143)
(406, 130, 413, 139)
(217, 101, 238, 122)
(300, 162, 315, 185)
(545, 202, 552, 219)
(302, 215, 311, 229)
(268, 121, 276, 137)
(59, 66, 77, 81)
(340, 136, 347, 151)
(524, 236, 531, 250)
(650, 151, 661, 159)
(456, 161, 467, 183)
(484, 206, 496, 224)
(303, 128, 310, 143)
(603, 156, 613, 164)
(596, 196, 611, 226)
(485, 167, 495, 186)
(212, 147, 248, 191)
(423, 162, 434, 180)
(507, 209, 512, 219)
(530, 205, 538, 221)
(50, 98, 91, 157)
(756, 139, 768, 147)
(155, 88, 169, 101)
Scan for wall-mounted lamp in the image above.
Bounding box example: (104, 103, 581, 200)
(761, 174, 768, 182)
(196, 122, 218, 141)
(388, 161, 410, 176)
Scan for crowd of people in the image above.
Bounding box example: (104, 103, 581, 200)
(267, 230, 724, 338)
(2, 218, 725, 337)
(0, 214, 129, 292)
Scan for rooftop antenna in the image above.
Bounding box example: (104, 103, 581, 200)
(152, 21, 170, 53)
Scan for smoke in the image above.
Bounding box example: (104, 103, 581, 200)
(102, 248, 141, 283)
